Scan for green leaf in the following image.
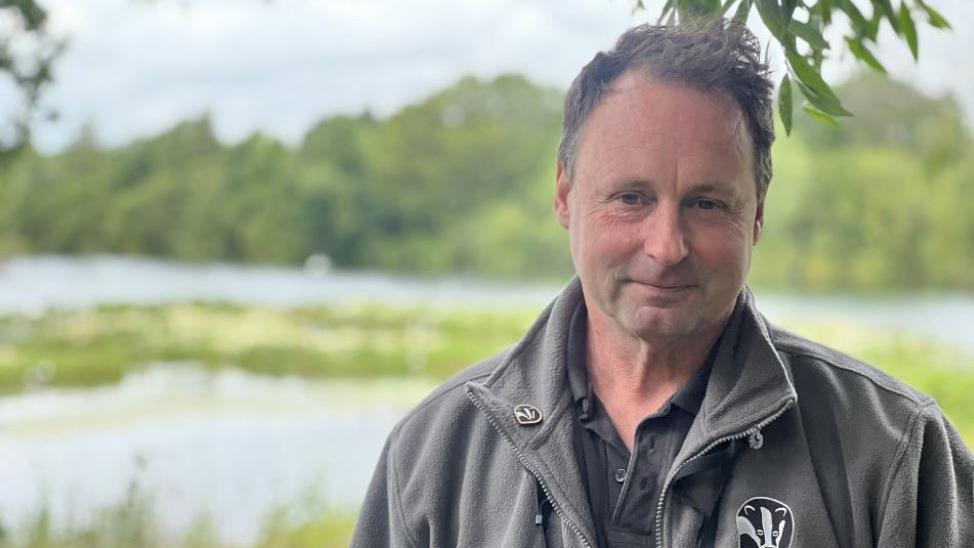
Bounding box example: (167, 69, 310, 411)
(817, 0, 832, 25)
(802, 102, 840, 127)
(755, 0, 785, 39)
(865, 10, 882, 41)
(733, 0, 752, 22)
(794, 79, 852, 117)
(899, 2, 919, 60)
(779, 75, 793, 135)
(838, 0, 870, 36)
(677, 0, 718, 18)
(789, 20, 830, 51)
(782, 0, 798, 23)
(720, 0, 738, 16)
(876, 0, 900, 34)
(918, 1, 951, 29)
(12, 1, 48, 31)
(785, 51, 850, 117)
(845, 37, 887, 73)
(657, 0, 675, 22)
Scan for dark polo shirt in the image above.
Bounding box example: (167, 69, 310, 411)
(566, 303, 720, 548)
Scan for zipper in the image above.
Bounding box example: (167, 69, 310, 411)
(466, 390, 595, 548)
(653, 400, 794, 548)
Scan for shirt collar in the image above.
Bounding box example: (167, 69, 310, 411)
(565, 299, 591, 412)
(565, 300, 593, 418)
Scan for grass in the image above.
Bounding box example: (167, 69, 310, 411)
(0, 302, 536, 393)
(0, 482, 357, 548)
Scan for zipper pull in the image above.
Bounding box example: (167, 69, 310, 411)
(747, 428, 764, 450)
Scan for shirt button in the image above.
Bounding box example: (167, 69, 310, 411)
(614, 468, 627, 483)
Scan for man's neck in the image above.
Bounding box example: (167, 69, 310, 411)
(584, 304, 731, 450)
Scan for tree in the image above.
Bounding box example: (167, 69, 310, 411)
(0, 0, 63, 157)
(794, 70, 968, 172)
(631, 0, 953, 133)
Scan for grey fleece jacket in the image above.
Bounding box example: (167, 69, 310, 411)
(351, 279, 974, 547)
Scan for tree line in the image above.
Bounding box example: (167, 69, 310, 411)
(0, 72, 971, 292)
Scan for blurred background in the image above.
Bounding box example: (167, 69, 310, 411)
(0, 0, 972, 546)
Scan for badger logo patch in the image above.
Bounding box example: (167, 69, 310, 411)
(513, 404, 543, 425)
(736, 497, 794, 548)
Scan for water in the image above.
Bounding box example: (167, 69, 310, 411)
(1, 254, 972, 352)
(0, 364, 436, 545)
(0, 255, 563, 313)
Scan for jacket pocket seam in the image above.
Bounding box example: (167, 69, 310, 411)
(875, 402, 928, 529)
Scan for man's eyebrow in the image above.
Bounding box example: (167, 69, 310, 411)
(608, 180, 739, 197)
(684, 182, 736, 195)
(606, 178, 656, 190)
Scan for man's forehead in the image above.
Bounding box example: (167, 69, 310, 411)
(583, 71, 750, 158)
(604, 70, 748, 137)
(571, 69, 757, 191)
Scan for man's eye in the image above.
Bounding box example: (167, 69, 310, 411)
(692, 198, 721, 210)
(617, 193, 644, 206)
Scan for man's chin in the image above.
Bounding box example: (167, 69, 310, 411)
(622, 307, 700, 341)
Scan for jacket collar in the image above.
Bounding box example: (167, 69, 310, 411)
(464, 277, 797, 543)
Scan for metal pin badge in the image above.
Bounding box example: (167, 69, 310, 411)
(513, 404, 543, 426)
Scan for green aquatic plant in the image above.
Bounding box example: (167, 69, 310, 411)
(0, 303, 970, 443)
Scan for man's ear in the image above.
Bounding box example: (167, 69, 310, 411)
(555, 161, 572, 230)
(753, 197, 765, 245)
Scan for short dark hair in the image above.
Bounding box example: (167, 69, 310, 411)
(558, 19, 775, 198)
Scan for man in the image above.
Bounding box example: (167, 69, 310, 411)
(352, 20, 973, 548)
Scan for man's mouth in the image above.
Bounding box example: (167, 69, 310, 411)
(628, 281, 698, 301)
(630, 280, 695, 291)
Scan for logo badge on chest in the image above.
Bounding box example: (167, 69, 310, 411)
(736, 497, 794, 548)
(513, 404, 543, 425)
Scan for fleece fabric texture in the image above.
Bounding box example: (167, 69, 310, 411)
(351, 277, 974, 548)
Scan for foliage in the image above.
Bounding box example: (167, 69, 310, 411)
(1, 72, 971, 291)
(0, 478, 356, 548)
(793, 70, 969, 173)
(0, 74, 572, 277)
(0, 0, 63, 157)
(634, 0, 953, 130)
(750, 73, 974, 292)
(0, 302, 537, 392)
(3, 482, 159, 548)
(254, 486, 357, 548)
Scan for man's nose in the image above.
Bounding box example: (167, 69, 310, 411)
(641, 204, 689, 266)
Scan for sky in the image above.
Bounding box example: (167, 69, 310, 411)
(3, 0, 972, 153)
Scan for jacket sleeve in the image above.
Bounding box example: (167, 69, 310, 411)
(350, 431, 419, 548)
(876, 401, 974, 547)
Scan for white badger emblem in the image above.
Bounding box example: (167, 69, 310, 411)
(736, 497, 794, 548)
(513, 404, 543, 425)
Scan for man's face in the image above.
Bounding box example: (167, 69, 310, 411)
(555, 71, 764, 343)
